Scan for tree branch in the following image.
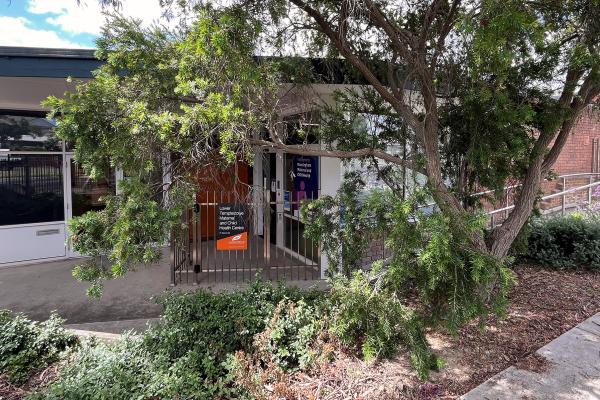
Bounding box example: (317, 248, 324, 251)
(249, 130, 425, 175)
(289, 0, 425, 139)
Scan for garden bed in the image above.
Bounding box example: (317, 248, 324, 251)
(285, 265, 600, 399)
(2, 265, 598, 400)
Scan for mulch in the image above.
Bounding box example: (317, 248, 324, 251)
(0, 364, 62, 400)
(286, 265, 600, 399)
(431, 265, 600, 398)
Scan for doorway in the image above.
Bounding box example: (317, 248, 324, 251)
(64, 154, 117, 257)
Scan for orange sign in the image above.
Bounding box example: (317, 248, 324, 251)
(216, 204, 248, 251)
(217, 231, 248, 250)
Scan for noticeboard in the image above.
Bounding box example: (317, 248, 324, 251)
(216, 204, 248, 250)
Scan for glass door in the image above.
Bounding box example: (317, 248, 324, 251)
(0, 114, 67, 264)
(65, 155, 116, 256)
(282, 153, 319, 262)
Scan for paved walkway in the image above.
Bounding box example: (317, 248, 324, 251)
(0, 254, 173, 324)
(463, 312, 600, 400)
(0, 249, 325, 325)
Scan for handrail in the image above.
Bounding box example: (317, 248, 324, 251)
(472, 172, 600, 198)
(416, 172, 600, 218)
(488, 180, 600, 216)
(555, 172, 600, 179)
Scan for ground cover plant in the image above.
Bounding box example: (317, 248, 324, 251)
(0, 311, 77, 384)
(25, 280, 325, 400)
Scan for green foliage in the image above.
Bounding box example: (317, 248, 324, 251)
(387, 205, 514, 331)
(522, 213, 600, 269)
(255, 299, 325, 372)
(302, 172, 391, 276)
(329, 268, 440, 379)
(305, 179, 514, 333)
(32, 279, 322, 399)
(43, 9, 277, 293)
(28, 337, 161, 400)
(441, 0, 599, 198)
(0, 311, 77, 383)
(68, 178, 190, 297)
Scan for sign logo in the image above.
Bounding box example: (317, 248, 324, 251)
(216, 204, 248, 251)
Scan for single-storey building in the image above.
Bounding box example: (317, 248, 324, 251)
(1, 46, 598, 283)
(0, 46, 391, 282)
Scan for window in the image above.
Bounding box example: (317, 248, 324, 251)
(0, 114, 61, 152)
(0, 154, 64, 226)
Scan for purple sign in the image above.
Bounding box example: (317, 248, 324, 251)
(292, 156, 318, 208)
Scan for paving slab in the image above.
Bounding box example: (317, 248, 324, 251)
(462, 312, 600, 400)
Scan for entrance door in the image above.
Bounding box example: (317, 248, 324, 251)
(0, 153, 67, 264)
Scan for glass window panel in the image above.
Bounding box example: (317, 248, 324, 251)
(0, 154, 64, 226)
(70, 161, 116, 217)
(0, 114, 61, 152)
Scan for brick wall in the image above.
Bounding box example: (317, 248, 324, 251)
(539, 106, 600, 210)
(550, 106, 600, 176)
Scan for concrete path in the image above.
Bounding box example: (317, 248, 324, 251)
(463, 312, 600, 400)
(0, 249, 326, 325)
(0, 253, 174, 324)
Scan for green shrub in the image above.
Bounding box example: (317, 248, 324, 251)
(0, 311, 77, 383)
(255, 299, 326, 371)
(28, 336, 159, 400)
(145, 278, 323, 364)
(328, 269, 440, 379)
(524, 213, 600, 269)
(33, 279, 322, 399)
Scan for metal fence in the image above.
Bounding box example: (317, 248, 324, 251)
(171, 189, 321, 285)
(488, 173, 600, 227)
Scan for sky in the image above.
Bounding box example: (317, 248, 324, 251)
(0, 0, 167, 49)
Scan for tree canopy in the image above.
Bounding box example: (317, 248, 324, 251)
(47, 1, 599, 321)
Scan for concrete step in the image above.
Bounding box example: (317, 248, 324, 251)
(65, 317, 161, 335)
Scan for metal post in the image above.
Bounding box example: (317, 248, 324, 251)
(264, 188, 270, 267)
(185, 209, 191, 284)
(562, 177, 566, 215)
(193, 202, 200, 285)
(589, 176, 593, 206)
(169, 230, 176, 286)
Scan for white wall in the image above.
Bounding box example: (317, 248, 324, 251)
(0, 222, 66, 264)
(319, 154, 342, 278)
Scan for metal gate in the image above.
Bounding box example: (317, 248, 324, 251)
(171, 189, 321, 285)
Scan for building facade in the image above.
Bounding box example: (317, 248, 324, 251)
(1, 46, 598, 272)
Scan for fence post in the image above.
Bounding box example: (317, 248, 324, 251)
(170, 230, 176, 287)
(491, 213, 495, 229)
(589, 176, 593, 206)
(561, 176, 566, 215)
(193, 202, 200, 285)
(264, 188, 270, 266)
